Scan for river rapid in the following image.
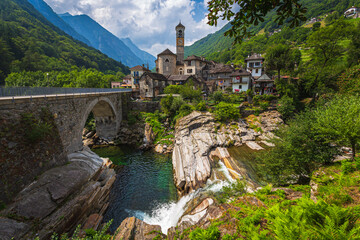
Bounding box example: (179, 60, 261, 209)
(94, 144, 261, 234)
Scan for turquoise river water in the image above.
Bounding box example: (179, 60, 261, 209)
(93, 144, 262, 234)
(93, 145, 178, 233)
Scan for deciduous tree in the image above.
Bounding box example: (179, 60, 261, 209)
(207, 0, 307, 43)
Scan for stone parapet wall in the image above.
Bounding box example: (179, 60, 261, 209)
(128, 101, 161, 114)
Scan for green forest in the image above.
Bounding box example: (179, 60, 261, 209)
(0, 0, 129, 87)
(185, 0, 360, 60)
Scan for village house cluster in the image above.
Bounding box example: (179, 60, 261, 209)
(112, 23, 280, 99)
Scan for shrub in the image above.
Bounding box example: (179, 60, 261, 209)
(277, 95, 296, 120)
(189, 225, 220, 240)
(178, 104, 195, 118)
(196, 101, 207, 111)
(341, 160, 355, 174)
(213, 102, 240, 122)
(164, 84, 182, 94)
(259, 101, 270, 111)
(212, 91, 224, 103)
(21, 112, 53, 143)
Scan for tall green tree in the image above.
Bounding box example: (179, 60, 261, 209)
(315, 95, 360, 159)
(265, 44, 299, 81)
(302, 20, 349, 95)
(259, 109, 338, 184)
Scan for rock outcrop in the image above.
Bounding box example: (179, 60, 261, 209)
(0, 147, 116, 240)
(172, 111, 282, 195)
(113, 217, 165, 240)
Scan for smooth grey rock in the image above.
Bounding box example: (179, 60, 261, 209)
(0, 218, 29, 240)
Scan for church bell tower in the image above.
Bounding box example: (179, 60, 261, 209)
(175, 22, 185, 63)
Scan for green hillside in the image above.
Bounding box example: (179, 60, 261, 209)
(185, 0, 360, 61)
(0, 0, 129, 85)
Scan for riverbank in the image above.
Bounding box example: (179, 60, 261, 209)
(0, 147, 116, 239)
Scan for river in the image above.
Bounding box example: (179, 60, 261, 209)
(93, 145, 178, 233)
(93, 144, 262, 234)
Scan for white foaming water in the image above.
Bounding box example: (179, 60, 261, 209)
(218, 161, 237, 183)
(134, 160, 237, 234)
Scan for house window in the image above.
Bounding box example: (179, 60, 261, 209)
(188, 61, 191, 66)
(187, 69, 193, 73)
(255, 69, 259, 73)
(179, 68, 183, 75)
(165, 59, 169, 62)
(254, 62, 260, 66)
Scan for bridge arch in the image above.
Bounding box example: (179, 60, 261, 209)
(80, 97, 120, 143)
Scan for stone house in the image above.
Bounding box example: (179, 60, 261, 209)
(139, 72, 169, 99)
(254, 74, 275, 95)
(130, 65, 151, 89)
(208, 64, 234, 91)
(245, 53, 265, 78)
(230, 69, 252, 93)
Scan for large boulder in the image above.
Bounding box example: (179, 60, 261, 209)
(172, 112, 216, 195)
(0, 218, 30, 240)
(113, 217, 165, 240)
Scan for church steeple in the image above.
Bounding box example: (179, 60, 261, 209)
(175, 21, 185, 63)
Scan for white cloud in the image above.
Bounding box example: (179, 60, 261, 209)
(44, 0, 228, 56)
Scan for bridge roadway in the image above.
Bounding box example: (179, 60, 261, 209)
(0, 88, 132, 154)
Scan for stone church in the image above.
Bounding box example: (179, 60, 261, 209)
(156, 22, 215, 76)
(155, 22, 186, 75)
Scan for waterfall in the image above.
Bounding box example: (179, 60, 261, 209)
(140, 160, 237, 234)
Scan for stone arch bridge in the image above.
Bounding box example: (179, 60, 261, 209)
(0, 91, 131, 154)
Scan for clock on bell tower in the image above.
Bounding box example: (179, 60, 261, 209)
(175, 22, 185, 63)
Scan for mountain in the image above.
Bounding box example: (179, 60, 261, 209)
(184, 23, 232, 58)
(0, 0, 128, 83)
(120, 37, 156, 69)
(60, 14, 146, 68)
(27, 0, 91, 46)
(185, 0, 360, 60)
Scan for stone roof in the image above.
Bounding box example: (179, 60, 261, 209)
(158, 48, 176, 56)
(255, 74, 273, 82)
(129, 65, 150, 71)
(209, 64, 234, 74)
(245, 53, 265, 61)
(167, 75, 192, 81)
(230, 69, 251, 77)
(141, 72, 168, 81)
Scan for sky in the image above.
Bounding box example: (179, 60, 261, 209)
(43, 0, 228, 56)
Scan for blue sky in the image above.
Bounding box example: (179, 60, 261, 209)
(44, 0, 228, 56)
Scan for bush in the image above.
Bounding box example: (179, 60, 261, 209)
(213, 102, 240, 122)
(212, 91, 224, 103)
(189, 226, 221, 240)
(160, 95, 185, 118)
(342, 160, 355, 174)
(277, 95, 296, 120)
(178, 104, 195, 118)
(21, 112, 53, 143)
(196, 101, 207, 111)
(259, 101, 270, 111)
(164, 84, 182, 94)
